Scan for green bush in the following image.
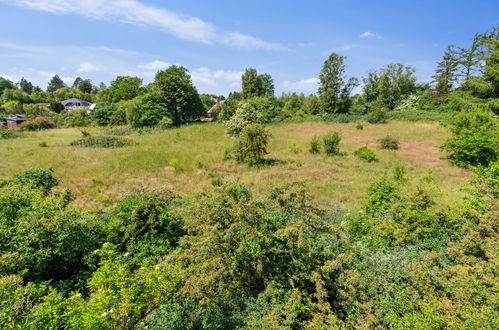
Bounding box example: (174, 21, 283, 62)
(0, 172, 103, 283)
(354, 146, 378, 162)
(234, 124, 270, 165)
(366, 109, 388, 124)
(65, 109, 91, 127)
(224, 101, 263, 137)
(38, 141, 48, 147)
(323, 131, 342, 155)
(106, 190, 184, 265)
(442, 110, 498, 167)
(158, 117, 174, 129)
(379, 135, 400, 150)
(0, 129, 20, 139)
(289, 141, 301, 154)
(356, 123, 364, 130)
(309, 136, 321, 154)
(70, 136, 134, 148)
(13, 168, 59, 194)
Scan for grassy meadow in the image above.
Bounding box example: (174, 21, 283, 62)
(0, 120, 471, 209)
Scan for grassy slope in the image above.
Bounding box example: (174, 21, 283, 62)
(0, 121, 471, 209)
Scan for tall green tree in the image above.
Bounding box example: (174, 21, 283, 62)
(456, 33, 487, 80)
(241, 68, 264, 99)
(363, 63, 417, 111)
(433, 46, 459, 95)
(0, 76, 16, 95)
(78, 79, 93, 94)
(482, 26, 499, 96)
(318, 53, 359, 113)
(260, 73, 275, 97)
(108, 76, 144, 102)
(72, 77, 83, 89)
(154, 65, 203, 125)
(46, 75, 66, 93)
(18, 77, 33, 94)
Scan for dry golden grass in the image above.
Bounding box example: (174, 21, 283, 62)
(0, 121, 471, 209)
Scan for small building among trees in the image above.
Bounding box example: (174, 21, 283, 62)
(61, 98, 94, 111)
(2, 114, 26, 128)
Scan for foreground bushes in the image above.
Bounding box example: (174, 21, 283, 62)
(0, 166, 496, 328)
(442, 110, 498, 167)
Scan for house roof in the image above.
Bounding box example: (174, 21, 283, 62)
(61, 98, 91, 105)
(3, 114, 26, 121)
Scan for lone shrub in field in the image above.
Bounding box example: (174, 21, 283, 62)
(18, 116, 55, 131)
(234, 124, 270, 165)
(323, 131, 341, 155)
(356, 123, 364, 130)
(289, 141, 301, 154)
(442, 110, 498, 167)
(38, 141, 48, 148)
(354, 146, 378, 162)
(366, 109, 387, 124)
(309, 136, 321, 154)
(70, 136, 134, 148)
(379, 135, 400, 150)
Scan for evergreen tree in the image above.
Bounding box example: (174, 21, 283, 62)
(433, 46, 459, 95)
(18, 77, 33, 94)
(72, 77, 83, 89)
(46, 75, 66, 92)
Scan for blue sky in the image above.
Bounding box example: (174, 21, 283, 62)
(0, 0, 498, 95)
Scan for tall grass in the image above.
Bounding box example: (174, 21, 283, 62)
(0, 121, 470, 209)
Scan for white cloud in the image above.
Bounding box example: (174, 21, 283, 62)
(359, 31, 382, 39)
(10, 0, 283, 50)
(191, 68, 243, 87)
(282, 78, 319, 94)
(137, 60, 170, 70)
(221, 32, 286, 51)
(76, 62, 101, 73)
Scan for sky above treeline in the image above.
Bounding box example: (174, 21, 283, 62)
(0, 0, 498, 96)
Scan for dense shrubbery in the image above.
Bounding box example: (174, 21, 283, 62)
(442, 110, 498, 167)
(0, 166, 496, 328)
(69, 135, 135, 148)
